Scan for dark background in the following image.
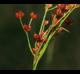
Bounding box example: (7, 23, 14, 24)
(0, 4, 80, 70)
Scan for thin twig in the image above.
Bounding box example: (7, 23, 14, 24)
(19, 18, 35, 56)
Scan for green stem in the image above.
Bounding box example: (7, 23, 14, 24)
(32, 7, 76, 70)
(20, 18, 23, 29)
(34, 5, 57, 48)
(58, 8, 75, 28)
(29, 18, 33, 26)
(41, 5, 57, 31)
(48, 6, 57, 11)
(19, 18, 35, 56)
(34, 5, 48, 49)
(33, 30, 56, 70)
(34, 5, 48, 48)
(39, 7, 48, 34)
(26, 32, 34, 56)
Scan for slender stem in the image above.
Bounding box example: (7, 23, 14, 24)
(39, 7, 48, 34)
(26, 32, 34, 56)
(20, 18, 23, 29)
(34, 5, 48, 49)
(29, 18, 33, 26)
(48, 6, 57, 11)
(34, 5, 57, 48)
(34, 5, 48, 48)
(62, 27, 70, 33)
(32, 7, 76, 70)
(58, 8, 75, 28)
(19, 18, 35, 56)
(39, 6, 74, 41)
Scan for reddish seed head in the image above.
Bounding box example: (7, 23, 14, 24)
(51, 14, 55, 19)
(62, 6, 69, 12)
(55, 8, 64, 19)
(57, 27, 64, 33)
(30, 12, 38, 19)
(47, 4, 53, 8)
(56, 13, 64, 19)
(57, 4, 68, 13)
(56, 8, 62, 15)
(43, 20, 49, 26)
(33, 33, 41, 41)
(65, 17, 72, 25)
(63, 5, 69, 12)
(23, 24, 32, 32)
(57, 4, 66, 10)
(16, 11, 24, 19)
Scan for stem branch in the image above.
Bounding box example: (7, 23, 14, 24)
(20, 18, 35, 56)
(32, 7, 76, 70)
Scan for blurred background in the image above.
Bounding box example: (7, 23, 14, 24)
(0, 4, 80, 70)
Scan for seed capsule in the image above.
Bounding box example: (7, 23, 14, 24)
(47, 4, 53, 8)
(34, 33, 42, 41)
(23, 24, 32, 32)
(57, 4, 66, 10)
(57, 27, 64, 33)
(30, 12, 38, 19)
(65, 18, 72, 25)
(43, 20, 49, 26)
(16, 11, 24, 19)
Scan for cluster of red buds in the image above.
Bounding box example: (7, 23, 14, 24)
(16, 4, 80, 70)
(16, 11, 38, 32)
(51, 4, 78, 33)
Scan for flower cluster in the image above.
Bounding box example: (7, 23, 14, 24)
(16, 4, 80, 70)
(51, 4, 77, 33)
(16, 11, 38, 32)
(16, 4, 80, 54)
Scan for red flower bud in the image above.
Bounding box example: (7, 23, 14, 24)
(47, 4, 53, 8)
(65, 18, 72, 25)
(30, 12, 38, 19)
(51, 14, 55, 19)
(16, 11, 24, 19)
(34, 33, 40, 41)
(34, 33, 42, 42)
(57, 27, 64, 33)
(56, 8, 62, 15)
(55, 8, 64, 19)
(23, 24, 32, 32)
(57, 4, 66, 10)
